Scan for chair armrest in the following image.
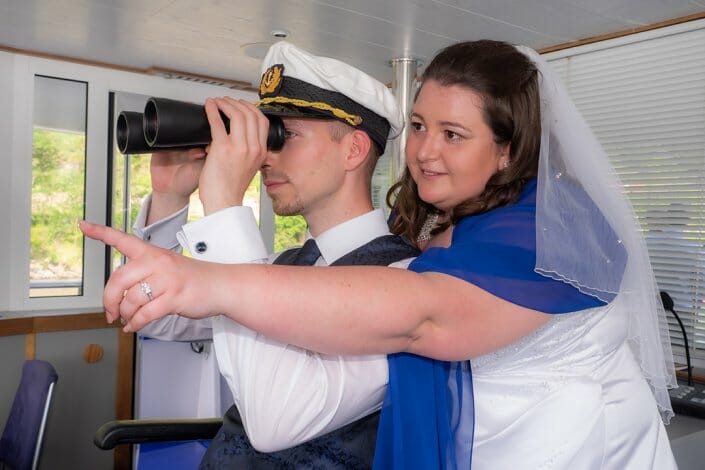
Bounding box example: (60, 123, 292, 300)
(94, 418, 223, 450)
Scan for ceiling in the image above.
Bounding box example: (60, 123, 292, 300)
(1, 0, 704, 89)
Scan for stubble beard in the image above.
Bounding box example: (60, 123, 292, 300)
(272, 196, 305, 217)
(264, 170, 306, 216)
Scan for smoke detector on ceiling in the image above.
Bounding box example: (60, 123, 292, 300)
(241, 42, 273, 60)
(242, 30, 291, 59)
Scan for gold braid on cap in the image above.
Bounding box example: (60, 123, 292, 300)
(256, 97, 363, 127)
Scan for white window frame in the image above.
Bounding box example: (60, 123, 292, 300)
(0, 51, 269, 317)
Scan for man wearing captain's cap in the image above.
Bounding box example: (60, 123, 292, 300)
(134, 41, 418, 469)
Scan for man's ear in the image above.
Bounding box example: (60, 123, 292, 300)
(344, 130, 373, 171)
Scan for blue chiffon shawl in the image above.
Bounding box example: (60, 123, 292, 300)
(374, 179, 624, 468)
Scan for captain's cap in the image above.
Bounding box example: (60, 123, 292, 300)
(256, 41, 403, 154)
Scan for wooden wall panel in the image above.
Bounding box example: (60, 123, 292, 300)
(0, 313, 134, 469)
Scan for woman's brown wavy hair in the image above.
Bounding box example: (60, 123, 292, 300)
(387, 40, 541, 246)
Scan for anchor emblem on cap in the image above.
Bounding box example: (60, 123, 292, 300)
(260, 64, 284, 97)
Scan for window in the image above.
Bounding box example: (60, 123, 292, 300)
(30, 76, 87, 298)
(274, 214, 306, 252)
(372, 151, 394, 216)
(1, 51, 265, 316)
(546, 20, 705, 365)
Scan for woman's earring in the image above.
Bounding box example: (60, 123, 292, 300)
(502, 160, 510, 170)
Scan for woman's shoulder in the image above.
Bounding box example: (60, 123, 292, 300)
(454, 179, 538, 248)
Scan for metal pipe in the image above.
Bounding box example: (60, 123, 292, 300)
(390, 57, 419, 181)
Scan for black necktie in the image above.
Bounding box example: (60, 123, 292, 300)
(292, 238, 321, 266)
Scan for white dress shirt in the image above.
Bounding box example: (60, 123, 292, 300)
(133, 197, 402, 451)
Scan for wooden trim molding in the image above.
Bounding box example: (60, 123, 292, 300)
(114, 329, 136, 469)
(0, 44, 144, 74)
(677, 369, 705, 384)
(25, 333, 36, 359)
(539, 11, 705, 54)
(0, 317, 34, 337)
(0, 44, 256, 92)
(116, 330, 135, 420)
(0, 312, 118, 337)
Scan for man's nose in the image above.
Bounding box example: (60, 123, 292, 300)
(261, 150, 278, 170)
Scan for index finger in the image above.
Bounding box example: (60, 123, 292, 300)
(234, 98, 270, 149)
(79, 221, 148, 260)
(205, 98, 228, 142)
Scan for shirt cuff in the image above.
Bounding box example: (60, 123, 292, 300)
(178, 206, 268, 263)
(132, 193, 189, 250)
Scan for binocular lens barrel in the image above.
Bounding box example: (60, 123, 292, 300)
(116, 97, 285, 155)
(116, 111, 153, 155)
(143, 98, 212, 148)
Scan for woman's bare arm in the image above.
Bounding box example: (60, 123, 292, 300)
(81, 221, 549, 361)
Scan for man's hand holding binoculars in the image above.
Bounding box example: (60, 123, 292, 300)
(147, 148, 205, 225)
(199, 97, 272, 215)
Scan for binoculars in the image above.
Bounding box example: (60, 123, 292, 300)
(116, 97, 286, 154)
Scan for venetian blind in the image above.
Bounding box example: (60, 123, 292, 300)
(546, 24, 705, 364)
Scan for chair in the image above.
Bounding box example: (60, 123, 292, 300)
(92, 337, 224, 468)
(0, 360, 58, 470)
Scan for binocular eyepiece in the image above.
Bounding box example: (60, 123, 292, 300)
(116, 97, 286, 155)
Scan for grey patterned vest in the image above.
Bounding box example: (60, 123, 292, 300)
(199, 235, 419, 470)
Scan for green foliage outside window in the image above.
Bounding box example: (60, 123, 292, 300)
(30, 128, 85, 282)
(274, 214, 307, 253)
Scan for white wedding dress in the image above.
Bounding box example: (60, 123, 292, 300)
(470, 295, 677, 469)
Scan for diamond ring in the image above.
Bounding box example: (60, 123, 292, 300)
(140, 281, 154, 301)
